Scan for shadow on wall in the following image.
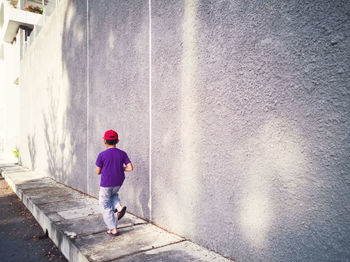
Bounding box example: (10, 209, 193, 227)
(42, 90, 70, 184)
(27, 134, 36, 170)
(43, 0, 87, 192)
(40, 0, 150, 216)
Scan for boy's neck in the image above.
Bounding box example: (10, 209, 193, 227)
(106, 145, 116, 149)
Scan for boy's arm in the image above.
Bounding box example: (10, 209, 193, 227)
(96, 153, 102, 175)
(124, 162, 133, 172)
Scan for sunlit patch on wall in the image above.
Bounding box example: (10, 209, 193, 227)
(74, 27, 84, 43)
(239, 117, 307, 247)
(63, 2, 83, 43)
(240, 191, 271, 246)
(178, 0, 199, 233)
(162, 129, 171, 146)
(108, 32, 115, 50)
(64, 2, 75, 31)
(157, 0, 200, 234)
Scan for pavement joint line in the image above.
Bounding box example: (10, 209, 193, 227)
(121, 210, 150, 224)
(26, 195, 88, 205)
(54, 179, 97, 200)
(72, 223, 146, 238)
(105, 239, 187, 262)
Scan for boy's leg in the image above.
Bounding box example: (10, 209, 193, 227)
(111, 186, 127, 220)
(111, 186, 122, 212)
(99, 187, 117, 230)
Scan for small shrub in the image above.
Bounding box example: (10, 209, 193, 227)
(12, 148, 19, 159)
(25, 4, 43, 14)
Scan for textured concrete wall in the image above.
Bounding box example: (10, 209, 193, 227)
(20, 0, 88, 192)
(19, 0, 350, 261)
(151, 0, 350, 261)
(19, 0, 150, 219)
(87, 0, 150, 218)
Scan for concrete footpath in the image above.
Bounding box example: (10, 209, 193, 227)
(0, 164, 232, 262)
(0, 174, 67, 262)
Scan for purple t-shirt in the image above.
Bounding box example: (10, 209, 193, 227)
(96, 148, 131, 187)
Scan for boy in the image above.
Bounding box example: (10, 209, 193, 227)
(96, 130, 133, 236)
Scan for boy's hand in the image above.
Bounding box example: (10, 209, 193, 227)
(124, 162, 133, 172)
(96, 166, 101, 175)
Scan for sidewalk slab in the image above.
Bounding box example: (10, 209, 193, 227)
(0, 165, 232, 262)
(75, 224, 184, 261)
(54, 213, 145, 237)
(115, 241, 232, 262)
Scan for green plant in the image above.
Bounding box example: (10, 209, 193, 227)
(25, 4, 43, 14)
(12, 148, 19, 159)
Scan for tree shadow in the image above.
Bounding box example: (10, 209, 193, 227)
(42, 90, 69, 184)
(27, 134, 36, 170)
(41, 0, 87, 192)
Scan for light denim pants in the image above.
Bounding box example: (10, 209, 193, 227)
(99, 186, 121, 230)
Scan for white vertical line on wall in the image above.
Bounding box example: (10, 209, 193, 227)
(148, 0, 152, 222)
(86, 0, 90, 194)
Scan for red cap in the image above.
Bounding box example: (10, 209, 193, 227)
(104, 130, 118, 140)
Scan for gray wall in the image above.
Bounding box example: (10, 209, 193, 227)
(20, 0, 87, 192)
(152, 0, 350, 261)
(19, 0, 350, 261)
(87, 0, 150, 219)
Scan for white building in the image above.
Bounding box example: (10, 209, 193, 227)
(0, 0, 57, 162)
